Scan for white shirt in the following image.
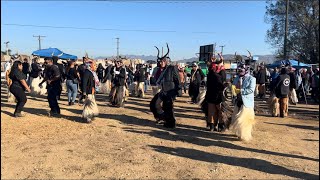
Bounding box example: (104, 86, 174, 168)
(4, 62, 11, 72)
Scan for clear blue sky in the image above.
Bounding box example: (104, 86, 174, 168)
(1, 1, 274, 60)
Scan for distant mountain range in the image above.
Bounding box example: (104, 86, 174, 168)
(95, 54, 276, 64)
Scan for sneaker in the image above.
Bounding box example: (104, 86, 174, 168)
(68, 102, 71, 106)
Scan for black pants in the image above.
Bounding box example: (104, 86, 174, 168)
(47, 86, 60, 114)
(10, 85, 27, 114)
(311, 87, 319, 103)
(150, 92, 176, 128)
(162, 94, 176, 128)
(189, 83, 200, 103)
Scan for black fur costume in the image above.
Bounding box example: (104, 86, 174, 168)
(149, 44, 181, 128)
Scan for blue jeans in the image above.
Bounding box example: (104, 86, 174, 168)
(144, 80, 149, 92)
(66, 80, 78, 103)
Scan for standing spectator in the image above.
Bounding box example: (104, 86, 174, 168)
(270, 67, 279, 94)
(5, 59, 15, 102)
(177, 64, 187, 96)
(126, 64, 134, 86)
(39, 57, 61, 116)
(82, 60, 99, 123)
(22, 58, 31, 85)
(145, 64, 151, 93)
(256, 65, 267, 99)
(288, 66, 298, 105)
(134, 64, 146, 98)
(101, 62, 113, 94)
(96, 63, 105, 82)
(304, 68, 312, 94)
(9, 61, 31, 117)
(66, 60, 79, 106)
(150, 62, 163, 95)
(310, 68, 319, 103)
(188, 63, 205, 103)
(274, 67, 291, 118)
(77, 57, 87, 104)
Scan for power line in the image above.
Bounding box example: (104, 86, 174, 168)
(2, 23, 215, 34)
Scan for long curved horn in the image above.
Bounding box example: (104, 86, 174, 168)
(163, 43, 170, 58)
(154, 46, 160, 59)
(247, 50, 252, 59)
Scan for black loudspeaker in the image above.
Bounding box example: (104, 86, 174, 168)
(199, 44, 213, 62)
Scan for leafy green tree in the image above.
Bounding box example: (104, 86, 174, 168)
(265, 0, 319, 64)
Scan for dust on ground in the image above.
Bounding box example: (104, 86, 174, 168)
(1, 85, 319, 179)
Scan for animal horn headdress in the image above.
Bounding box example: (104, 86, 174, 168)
(155, 43, 170, 63)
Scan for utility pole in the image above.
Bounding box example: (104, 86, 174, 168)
(219, 45, 225, 55)
(116, 37, 119, 58)
(4, 41, 9, 55)
(284, 0, 289, 60)
(33, 35, 46, 50)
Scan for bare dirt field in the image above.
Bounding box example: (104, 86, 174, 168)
(1, 84, 319, 179)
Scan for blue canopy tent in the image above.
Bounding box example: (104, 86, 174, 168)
(267, 59, 311, 69)
(32, 48, 77, 60)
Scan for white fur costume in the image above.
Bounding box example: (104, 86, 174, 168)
(100, 80, 111, 94)
(82, 94, 99, 120)
(30, 76, 47, 96)
(230, 105, 255, 141)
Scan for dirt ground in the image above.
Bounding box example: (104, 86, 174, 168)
(1, 84, 319, 179)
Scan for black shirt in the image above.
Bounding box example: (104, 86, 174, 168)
(275, 74, 290, 98)
(22, 62, 30, 75)
(135, 68, 146, 82)
(96, 66, 105, 79)
(103, 65, 113, 81)
(9, 69, 26, 89)
(30, 63, 42, 78)
(66, 67, 78, 80)
(206, 70, 224, 104)
(82, 69, 95, 95)
(288, 72, 297, 89)
(45, 65, 61, 88)
(190, 69, 205, 84)
(111, 66, 126, 86)
(256, 69, 267, 84)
